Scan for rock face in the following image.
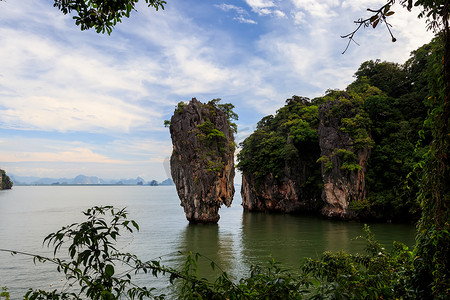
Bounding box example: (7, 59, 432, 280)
(169, 98, 235, 223)
(317, 92, 371, 219)
(241, 146, 322, 213)
(238, 93, 372, 220)
(238, 96, 323, 214)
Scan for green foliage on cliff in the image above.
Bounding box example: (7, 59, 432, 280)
(1, 169, 13, 190)
(168, 98, 237, 174)
(237, 96, 321, 186)
(198, 99, 237, 173)
(238, 38, 438, 221)
(348, 39, 439, 221)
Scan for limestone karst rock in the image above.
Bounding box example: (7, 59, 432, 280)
(241, 162, 322, 213)
(237, 93, 372, 220)
(238, 96, 323, 214)
(169, 98, 236, 223)
(317, 92, 372, 219)
(0, 169, 13, 190)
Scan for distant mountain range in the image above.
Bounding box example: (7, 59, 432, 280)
(9, 174, 174, 186)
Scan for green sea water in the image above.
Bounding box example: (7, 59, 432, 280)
(0, 186, 415, 298)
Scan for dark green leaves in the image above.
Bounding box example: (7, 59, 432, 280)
(105, 264, 115, 277)
(131, 220, 139, 231)
(237, 96, 321, 185)
(22, 206, 177, 299)
(52, 0, 167, 34)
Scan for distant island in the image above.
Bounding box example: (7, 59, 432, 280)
(9, 174, 174, 186)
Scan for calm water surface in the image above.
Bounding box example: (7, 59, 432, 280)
(0, 186, 416, 298)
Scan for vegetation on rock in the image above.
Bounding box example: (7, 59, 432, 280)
(237, 38, 438, 222)
(169, 98, 237, 223)
(238, 96, 320, 186)
(0, 169, 13, 190)
(237, 96, 323, 213)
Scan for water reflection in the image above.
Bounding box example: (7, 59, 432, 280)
(0, 187, 417, 299)
(172, 206, 254, 282)
(178, 223, 224, 274)
(240, 212, 373, 269)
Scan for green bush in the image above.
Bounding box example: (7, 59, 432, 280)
(0, 287, 10, 300)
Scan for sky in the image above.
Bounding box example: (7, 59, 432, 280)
(0, 0, 435, 182)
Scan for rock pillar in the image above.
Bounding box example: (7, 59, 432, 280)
(169, 98, 235, 223)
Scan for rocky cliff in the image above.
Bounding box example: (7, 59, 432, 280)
(238, 93, 373, 220)
(1, 169, 13, 190)
(317, 92, 372, 219)
(241, 155, 322, 213)
(237, 43, 435, 221)
(238, 96, 323, 214)
(169, 98, 236, 223)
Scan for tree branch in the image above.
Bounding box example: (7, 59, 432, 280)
(341, 0, 397, 54)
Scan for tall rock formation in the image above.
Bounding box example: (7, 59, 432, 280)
(317, 92, 372, 219)
(169, 98, 236, 223)
(238, 96, 323, 213)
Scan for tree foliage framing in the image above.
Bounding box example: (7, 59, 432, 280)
(52, 0, 167, 34)
(345, 0, 450, 297)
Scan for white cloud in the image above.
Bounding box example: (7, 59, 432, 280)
(292, 10, 307, 25)
(245, 0, 286, 17)
(291, 0, 339, 17)
(235, 16, 258, 24)
(0, 0, 437, 180)
(108, 138, 172, 161)
(273, 10, 287, 18)
(215, 3, 247, 15)
(0, 94, 160, 133)
(341, 0, 387, 11)
(215, 3, 258, 24)
(246, 0, 276, 10)
(0, 137, 121, 163)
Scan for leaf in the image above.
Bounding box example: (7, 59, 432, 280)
(131, 220, 139, 231)
(105, 264, 115, 277)
(385, 11, 395, 16)
(372, 18, 380, 28)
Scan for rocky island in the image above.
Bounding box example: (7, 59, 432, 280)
(237, 92, 372, 219)
(238, 96, 323, 214)
(168, 98, 237, 223)
(237, 49, 430, 222)
(1, 169, 13, 190)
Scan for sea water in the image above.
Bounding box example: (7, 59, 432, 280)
(0, 186, 416, 298)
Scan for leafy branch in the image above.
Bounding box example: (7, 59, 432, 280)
(341, 1, 397, 54)
(52, 0, 167, 34)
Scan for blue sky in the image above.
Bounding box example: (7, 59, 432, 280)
(0, 0, 434, 182)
